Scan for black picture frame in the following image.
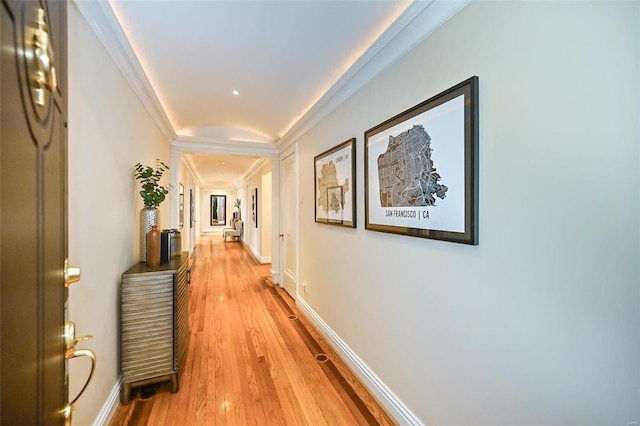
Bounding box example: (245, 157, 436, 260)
(210, 194, 227, 226)
(364, 76, 479, 245)
(189, 189, 194, 229)
(178, 183, 184, 229)
(314, 138, 356, 228)
(251, 188, 258, 228)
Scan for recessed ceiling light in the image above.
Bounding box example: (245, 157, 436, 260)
(232, 90, 239, 96)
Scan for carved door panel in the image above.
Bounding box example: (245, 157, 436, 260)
(0, 1, 69, 424)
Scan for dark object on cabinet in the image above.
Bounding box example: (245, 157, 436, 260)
(120, 252, 190, 404)
(160, 229, 181, 264)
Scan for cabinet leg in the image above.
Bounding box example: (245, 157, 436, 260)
(170, 373, 179, 393)
(121, 383, 132, 405)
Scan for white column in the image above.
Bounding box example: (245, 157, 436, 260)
(170, 149, 181, 229)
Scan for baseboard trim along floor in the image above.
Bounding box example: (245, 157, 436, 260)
(92, 378, 121, 426)
(296, 295, 424, 426)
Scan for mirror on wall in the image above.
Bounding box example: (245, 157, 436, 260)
(210, 194, 227, 226)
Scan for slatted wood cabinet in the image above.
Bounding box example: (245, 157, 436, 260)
(120, 252, 190, 404)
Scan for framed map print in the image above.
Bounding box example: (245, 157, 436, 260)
(314, 138, 356, 228)
(364, 77, 478, 245)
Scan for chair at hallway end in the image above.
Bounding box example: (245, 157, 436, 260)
(223, 220, 243, 242)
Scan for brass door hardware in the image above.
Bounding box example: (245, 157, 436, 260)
(63, 321, 96, 425)
(63, 321, 92, 351)
(33, 8, 57, 107)
(64, 259, 81, 287)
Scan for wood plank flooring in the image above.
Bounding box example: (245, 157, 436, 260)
(109, 235, 396, 426)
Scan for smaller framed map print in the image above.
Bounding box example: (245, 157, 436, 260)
(314, 138, 356, 228)
(364, 77, 478, 245)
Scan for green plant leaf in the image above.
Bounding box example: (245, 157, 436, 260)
(134, 159, 170, 207)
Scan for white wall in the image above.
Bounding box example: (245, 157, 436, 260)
(178, 156, 197, 253)
(295, 2, 639, 425)
(244, 183, 259, 247)
(67, 3, 172, 425)
(242, 161, 273, 262)
(261, 172, 273, 259)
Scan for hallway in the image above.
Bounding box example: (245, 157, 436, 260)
(109, 235, 395, 425)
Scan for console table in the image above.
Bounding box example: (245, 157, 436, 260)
(120, 252, 190, 404)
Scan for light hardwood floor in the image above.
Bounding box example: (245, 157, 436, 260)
(109, 235, 396, 425)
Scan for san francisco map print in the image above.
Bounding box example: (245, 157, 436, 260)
(377, 124, 448, 207)
(314, 139, 355, 227)
(365, 82, 475, 241)
(317, 161, 349, 216)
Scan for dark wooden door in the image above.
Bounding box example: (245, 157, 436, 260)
(1, 0, 68, 424)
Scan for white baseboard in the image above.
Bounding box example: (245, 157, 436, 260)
(295, 297, 424, 426)
(92, 378, 121, 426)
(201, 228, 223, 234)
(248, 245, 271, 264)
(250, 245, 260, 261)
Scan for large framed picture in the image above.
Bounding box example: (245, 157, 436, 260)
(364, 77, 479, 245)
(314, 138, 356, 228)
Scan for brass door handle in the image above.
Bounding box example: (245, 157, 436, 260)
(64, 322, 95, 400)
(63, 347, 96, 425)
(66, 348, 96, 405)
(63, 322, 95, 424)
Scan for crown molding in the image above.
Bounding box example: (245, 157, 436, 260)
(73, 0, 469, 154)
(181, 153, 203, 188)
(199, 184, 238, 192)
(276, 0, 470, 151)
(173, 136, 279, 158)
(72, 0, 176, 142)
(239, 159, 269, 185)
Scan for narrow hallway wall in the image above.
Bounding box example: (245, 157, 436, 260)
(294, 2, 640, 424)
(67, 3, 172, 425)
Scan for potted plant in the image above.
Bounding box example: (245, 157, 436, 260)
(134, 159, 170, 262)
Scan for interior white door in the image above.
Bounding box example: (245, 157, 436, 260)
(280, 149, 298, 298)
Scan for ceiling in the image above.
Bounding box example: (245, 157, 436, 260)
(104, 0, 411, 187)
(109, 0, 411, 143)
(186, 153, 262, 189)
(78, 1, 465, 187)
